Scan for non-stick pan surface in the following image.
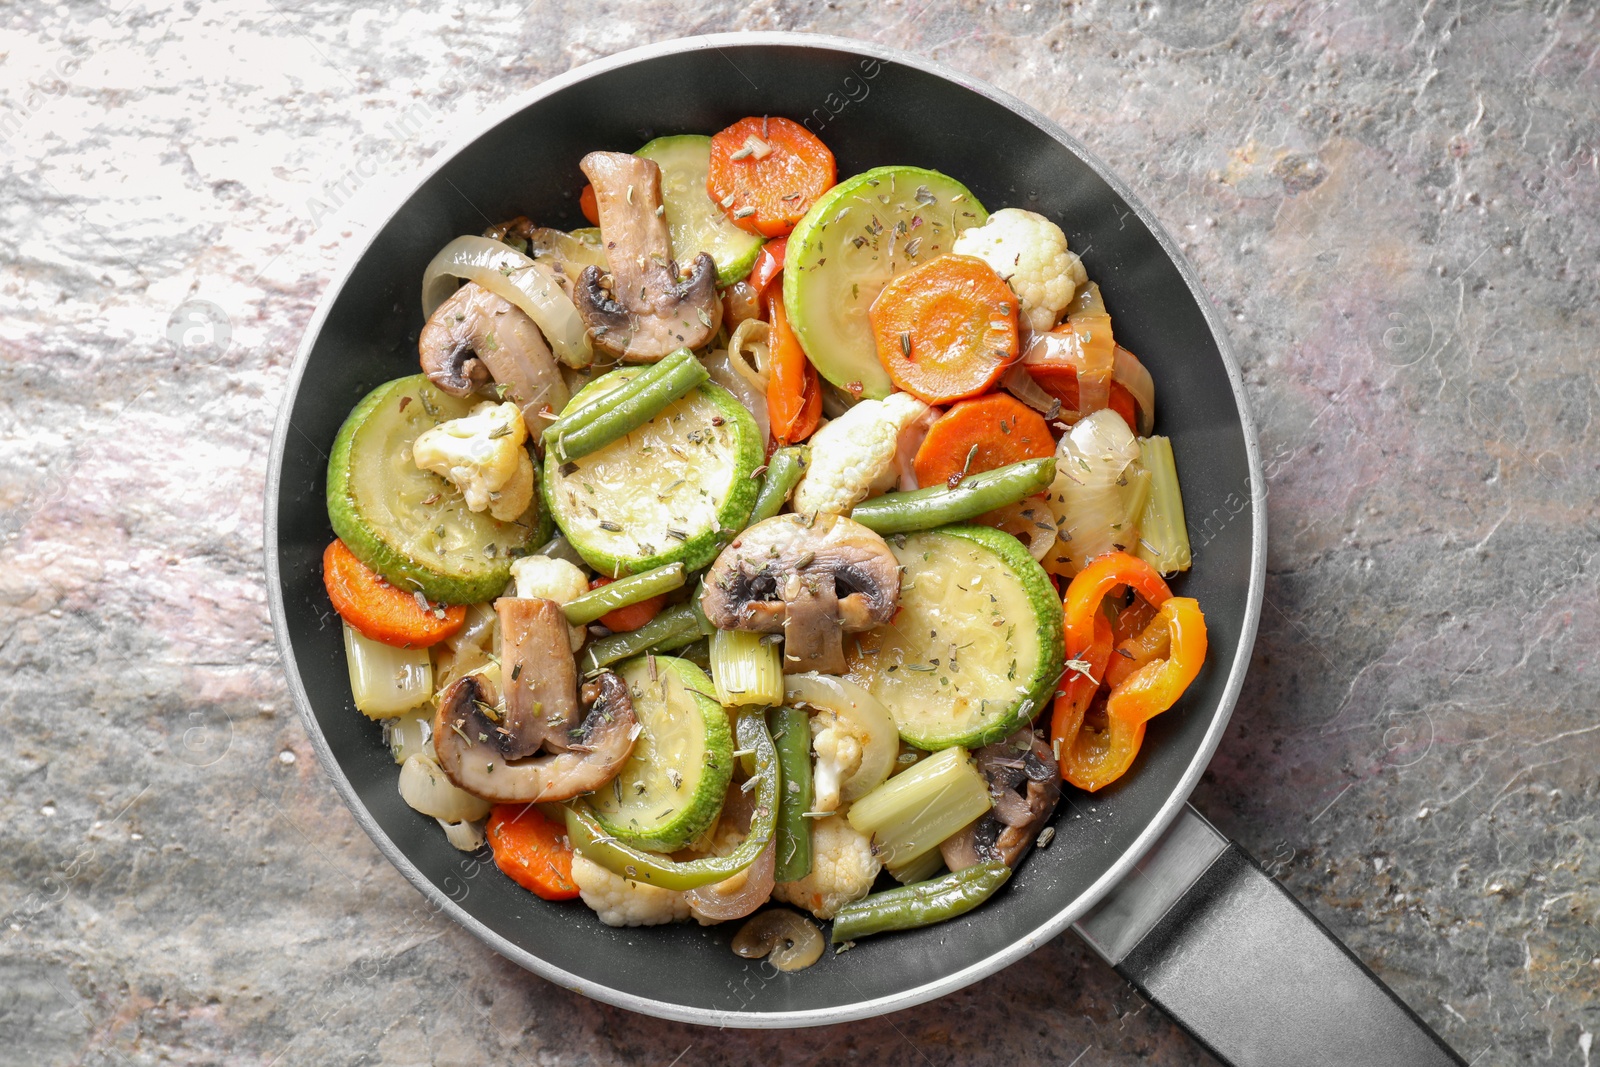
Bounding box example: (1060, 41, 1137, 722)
(266, 33, 1265, 1026)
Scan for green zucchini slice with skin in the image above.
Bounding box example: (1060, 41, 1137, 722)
(783, 166, 988, 400)
(590, 655, 734, 852)
(637, 134, 765, 287)
(327, 375, 548, 605)
(845, 524, 1064, 750)
(542, 367, 762, 578)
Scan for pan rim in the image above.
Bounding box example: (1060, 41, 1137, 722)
(264, 30, 1267, 1029)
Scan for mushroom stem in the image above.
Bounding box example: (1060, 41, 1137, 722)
(495, 597, 580, 756)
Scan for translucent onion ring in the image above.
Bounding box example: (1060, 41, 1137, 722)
(1113, 344, 1157, 436)
(704, 348, 770, 446)
(422, 235, 593, 368)
(782, 673, 898, 804)
(727, 317, 772, 391)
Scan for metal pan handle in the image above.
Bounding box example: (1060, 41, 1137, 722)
(1073, 805, 1466, 1067)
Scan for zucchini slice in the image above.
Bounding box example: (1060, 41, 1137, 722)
(590, 655, 733, 852)
(783, 166, 988, 400)
(542, 368, 761, 577)
(637, 134, 765, 287)
(327, 375, 547, 604)
(845, 525, 1064, 750)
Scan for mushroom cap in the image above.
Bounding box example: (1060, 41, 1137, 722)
(940, 729, 1061, 871)
(573, 151, 722, 362)
(699, 514, 900, 634)
(434, 670, 640, 804)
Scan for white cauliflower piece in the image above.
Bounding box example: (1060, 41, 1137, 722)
(570, 854, 691, 927)
(810, 711, 864, 814)
(772, 815, 880, 920)
(412, 401, 534, 521)
(952, 208, 1088, 334)
(793, 392, 929, 517)
(509, 555, 589, 651)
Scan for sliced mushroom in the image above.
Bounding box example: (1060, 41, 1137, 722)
(940, 729, 1061, 872)
(573, 151, 721, 361)
(433, 671, 639, 804)
(699, 514, 901, 675)
(495, 597, 581, 756)
(418, 281, 570, 423)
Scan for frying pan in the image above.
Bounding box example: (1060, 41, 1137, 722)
(266, 34, 1466, 1065)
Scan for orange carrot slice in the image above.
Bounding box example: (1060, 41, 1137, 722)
(322, 540, 464, 648)
(911, 393, 1054, 489)
(869, 254, 1019, 405)
(708, 117, 836, 238)
(486, 805, 580, 900)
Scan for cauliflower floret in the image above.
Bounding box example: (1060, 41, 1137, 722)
(810, 711, 864, 814)
(952, 208, 1088, 334)
(570, 854, 691, 927)
(509, 554, 589, 651)
(793, 392, 929, 517)
(412, 401, 535, 521)
(772, 815, 880, 920)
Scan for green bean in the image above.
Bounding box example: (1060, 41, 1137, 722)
(565, 711, 778, 890)
(579, 602, 700, 672)
(563, 562, 685, 626)
(828, 861, 1012, 943)
(769, 706, 814, 883)
(849, 458, 1056, 535)
(748, 446, 809, 525)
(543, 348, 708, 462)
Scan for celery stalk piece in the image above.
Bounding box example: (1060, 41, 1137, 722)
(709, 629, 785, 707)
(343, 622, 432, 718)
(847, 746, 992, 868)
(886, 847, 947, 885)
(1135, 435, 1193, 576)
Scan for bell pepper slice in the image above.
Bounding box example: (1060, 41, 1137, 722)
(1060, 596, 1207, 791)
(1051, 551, 1173, 760)
(564, 710, 778, 891)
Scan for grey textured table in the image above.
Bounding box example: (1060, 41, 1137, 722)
(3, 3, 1596, 1064)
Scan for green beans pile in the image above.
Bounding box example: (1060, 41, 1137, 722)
(542, 348, 708, 463)
(849, 457, 1056, 535)
(562, 562, 685, 626)
(748, 446, 809, 526)
(769, 706, 814, 884)
(829, 862, 1012, 943)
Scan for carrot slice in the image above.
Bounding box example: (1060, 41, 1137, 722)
(322, 539, 464, 648)
(579, 184, 599, 226)
(767, 292, 822, 445)
(588, 576, 667, 633)
(486, 805, 580, 900)
(870, 254, 1019, 405)
(912, 393, 1054, 488)
(708, 117, 836, 238)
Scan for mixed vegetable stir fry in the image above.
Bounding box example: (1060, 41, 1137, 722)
(321, 116, 1206, 963)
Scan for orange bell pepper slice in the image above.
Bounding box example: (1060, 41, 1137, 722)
(1051, 551, 1174, 783)
(1060, 596, 1208, 791)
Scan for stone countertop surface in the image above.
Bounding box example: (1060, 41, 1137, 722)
(2, 2, 1596, 1064)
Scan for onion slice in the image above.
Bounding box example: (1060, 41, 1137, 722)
(1001, 361, 1062, 420)
(1043, 408, 1141, 577)
(422, 235, 593, 368)
(783, 673, 898, 805)
(1113, 345, 1156, 436)
(727, 317, 772, 391)
(704, 348, 770, 446)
